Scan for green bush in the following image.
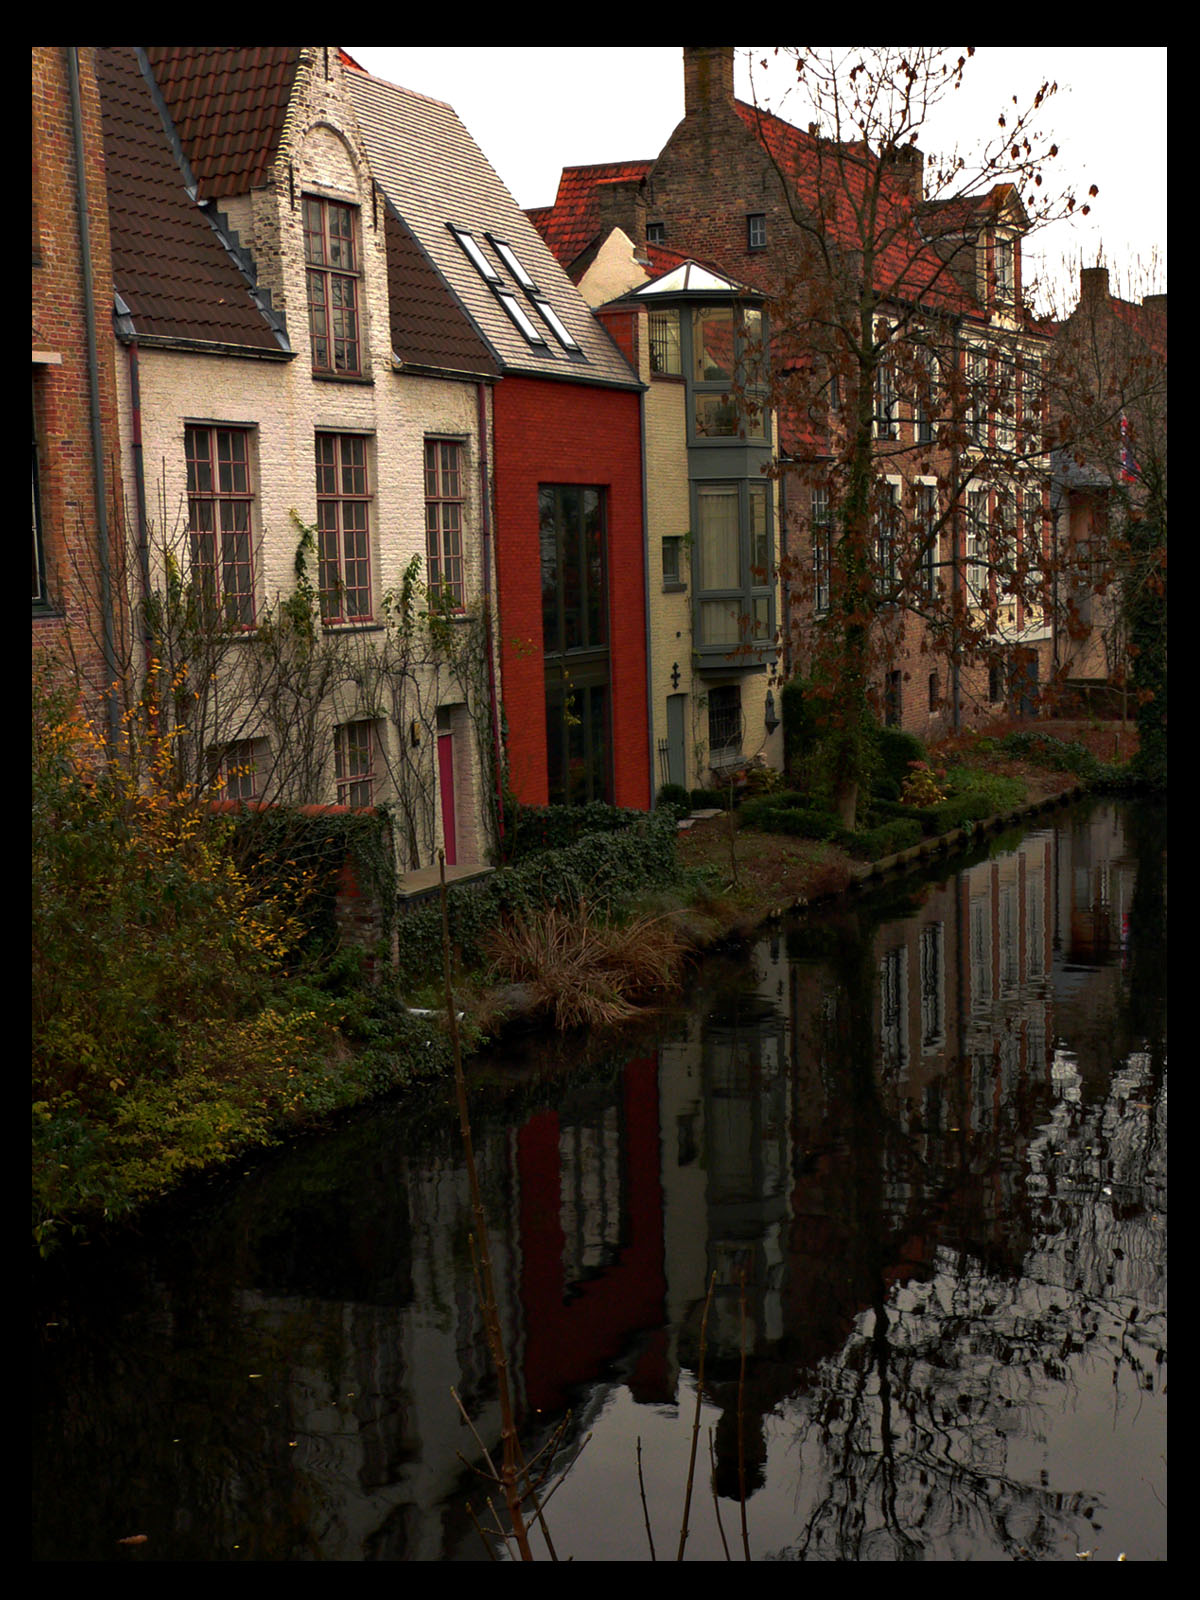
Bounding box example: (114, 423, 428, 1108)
(690, 787, 732, 811)
(873, 725, 927, 800)
(394, 807, 681, 988)
(500, 799, 637, 865)
(740, 795, 841, 841)
(656, 783, 692, 814)
(839, 817, 924, 860)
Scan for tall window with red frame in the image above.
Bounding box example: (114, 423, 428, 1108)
(424, 439, 465, 609)
(315, 433, 372, 622)
(334, 719, 376, 808)
(185, 425, 256, 626)
(303, 196, 362, 376)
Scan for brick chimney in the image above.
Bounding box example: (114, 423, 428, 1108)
(1143, 292, 1167, 317)
(1080, 265, 1110, 304)
(683, 47, 736, 118)
(883, 143, 925, 204)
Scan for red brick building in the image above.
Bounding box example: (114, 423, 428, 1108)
(531, 46, 1054, 740)
(32, 46, 127, 735)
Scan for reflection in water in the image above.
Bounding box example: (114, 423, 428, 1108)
(32, 801, 1165, 1561)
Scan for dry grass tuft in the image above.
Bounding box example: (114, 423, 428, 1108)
(485, 901, 689, 1031)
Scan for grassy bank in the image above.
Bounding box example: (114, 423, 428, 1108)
(671, 717, 1141, 937)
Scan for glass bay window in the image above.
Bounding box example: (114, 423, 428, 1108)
(694, 479, 773, 656)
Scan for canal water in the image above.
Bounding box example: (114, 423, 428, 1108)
(32, 798, 1166, 1562)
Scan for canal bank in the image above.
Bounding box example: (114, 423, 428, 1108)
(33, 794, 1167, 1561)
(668, 718, 1136, 938)
(32, 720, 1144, 1250)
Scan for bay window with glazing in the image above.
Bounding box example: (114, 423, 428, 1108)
(689, 304, 768, 442)
(692, 479, 774, 665)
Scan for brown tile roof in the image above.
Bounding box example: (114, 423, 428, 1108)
(383, 202, 500, 378)
(96, 47, 287, 354)
(142, 46, 300, 200)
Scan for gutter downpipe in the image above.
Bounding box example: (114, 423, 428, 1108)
(67, 46, 120, 753)
(641, 378, 655, 809)
(125, 336, 153, 679)
(477, 380, 506, 847)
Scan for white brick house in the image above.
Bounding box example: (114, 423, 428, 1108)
(97, 46, 504, 875)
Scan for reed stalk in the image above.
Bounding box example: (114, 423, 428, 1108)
(440, 851, 544, 1561)
(676, 1270, 717, 1560)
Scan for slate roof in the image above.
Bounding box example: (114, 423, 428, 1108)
(382, 201, 500, 379)
(96, 47, 287, 354)
(343, 64, 640, 389)
(142, 46, 300, 200)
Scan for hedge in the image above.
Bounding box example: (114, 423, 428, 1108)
(395, 806, 681, 988)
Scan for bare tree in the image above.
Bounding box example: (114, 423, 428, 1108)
(1043, 257, 1166, 784)
(737, 46, 1099, 825)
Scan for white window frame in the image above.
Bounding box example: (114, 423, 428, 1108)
(449, 224, 500, 283)
(915, 476, 939, 600)
(966, 482, 989, 605)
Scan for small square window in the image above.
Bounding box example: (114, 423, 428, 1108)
(646, 222, 666, 245)
(748, 213, 767, 250)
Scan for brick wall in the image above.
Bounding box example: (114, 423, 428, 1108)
(32, 46, 127, 712)
(491, 375, 648, 810)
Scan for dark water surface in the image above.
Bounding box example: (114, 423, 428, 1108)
(33, 798, 1166, 1562)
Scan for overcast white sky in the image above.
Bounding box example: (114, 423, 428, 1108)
(344, 45, 1166, 315)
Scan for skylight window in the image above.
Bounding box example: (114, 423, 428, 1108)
(488, 236, 537, 291)
(534, 299, 580, 352)
(496, 290, 547, 345)
(449, 224, 500, 283)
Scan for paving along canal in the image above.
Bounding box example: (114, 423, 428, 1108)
(33, 796, 1166, 1561)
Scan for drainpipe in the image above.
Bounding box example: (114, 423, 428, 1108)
(125, 336, 153, 678)
(67, 46, 120, 752)
(477, 380, 506, 846)
(641, 378, 655, 808)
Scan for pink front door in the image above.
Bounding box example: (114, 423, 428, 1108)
(438, 732, 457, 866)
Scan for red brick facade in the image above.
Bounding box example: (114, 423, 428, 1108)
(32, 47, 127, 720)
(492, 376, 648, 808)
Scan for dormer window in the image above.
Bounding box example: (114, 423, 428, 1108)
(993, 235, 1015, 304)
(488, 235, 537, 290)
(533, 298, 580, 352)
(496, 289, 547, 344)
(449, 224, 500, 283)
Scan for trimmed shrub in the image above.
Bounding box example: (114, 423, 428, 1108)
(656, 783, 692, 814)
(500, 800, 637, 865)
(839, 816, 924, 860)
(689, 787, 732, 811)
(873, 725, 927, 799)
(395, 807, 681, 989)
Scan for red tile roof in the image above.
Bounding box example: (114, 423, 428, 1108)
(731, 100, 975, 314)
(529, 160, 654, 268)
(142, 47, 301, 200)
(530, 104, 994, 317)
